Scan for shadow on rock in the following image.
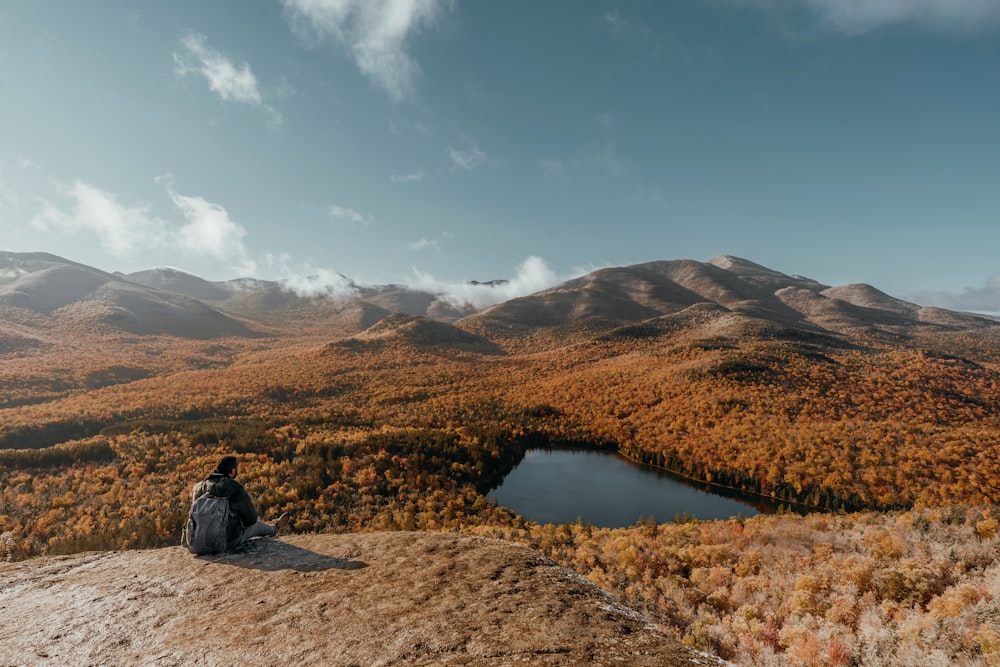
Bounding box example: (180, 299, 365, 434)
(200, 537, 368, 572)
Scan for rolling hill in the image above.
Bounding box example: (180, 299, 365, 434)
(123, 267, 478, 328)
(0, 252, 255, 339)
(6, 250, 994, 348)
(459, 255, 998, 343)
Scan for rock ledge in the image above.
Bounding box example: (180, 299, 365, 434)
(0, 532, 720, 666)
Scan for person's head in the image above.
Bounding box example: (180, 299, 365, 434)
(214, 455, 239, 478)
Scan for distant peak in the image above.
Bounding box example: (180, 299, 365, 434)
(468, 279, 509, 287)
(707, 255, 773, 272)
(145, 267, 197, 279)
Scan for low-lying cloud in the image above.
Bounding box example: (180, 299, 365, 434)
(409, 256, 572, 309)
(911, 275, 1000, 315)
(27, 177, 574, 309)
(263, 255, 574, 308)
(261, 253, 359, 299)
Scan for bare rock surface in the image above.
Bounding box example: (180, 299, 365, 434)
(0, 531, 719, 666)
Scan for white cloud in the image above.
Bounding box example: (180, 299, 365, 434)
(31, 178, 257, 276)
(912, 275, 1000, 314)
(167, 188, 257, 275)
(287, 271, 358, 298)
(448, 145, 485, 172)
(390, 170, 425, 183)
(409, 255, 573, 309)
(173, 33, 282, 124)
(406, 237, 439, 252)
(280, 0, 450, 101)
(31, 181, 170, 256)
(261, 254, 360, 298)
(734, 0, 1000, 34)
(329, 204, 373, 226)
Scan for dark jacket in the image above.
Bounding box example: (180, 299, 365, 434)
(191, 473, 258, 546)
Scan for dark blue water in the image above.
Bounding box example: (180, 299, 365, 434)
(489, 448, 764, 527)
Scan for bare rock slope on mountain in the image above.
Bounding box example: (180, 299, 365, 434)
(461, 254, 999, 340)
(124, 267, 477, 325)
(0, 532, 716, 666)
(9, 250, 998, 348)
(0, 252, 254, 339)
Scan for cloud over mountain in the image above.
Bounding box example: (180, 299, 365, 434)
(410, 256, 573, 309)
(911, 274, 1000, 315)
(32, 181, 170, 257)
(32, 179, 257, 279)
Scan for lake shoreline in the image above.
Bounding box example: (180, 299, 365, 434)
(490, 447, 785, 528)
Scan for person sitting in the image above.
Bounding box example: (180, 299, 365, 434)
(190, 455, 290, 549)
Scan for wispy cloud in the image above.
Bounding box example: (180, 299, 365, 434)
(912, 276, 1000, 315)
(329, 204, 374, 226)
(603, 10, 684, 61)
(0, 174, 19, 212)
(406, 237, 439, 252)
(604, 10, 630, 38)
(173, 32, 282, 124)
(409, 256, 574, 309)
(31, 178, 256, 275)
(390, 170, 425, 183)
(537, 141, 628, 185)
(732, 0, 1000, 35)
(280, 0, 450, 102)
(448, 145, 486, 172)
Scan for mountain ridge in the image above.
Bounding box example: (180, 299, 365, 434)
(3, 250, 997, 347)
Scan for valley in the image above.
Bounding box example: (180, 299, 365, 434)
(3, 251, 1000, 665)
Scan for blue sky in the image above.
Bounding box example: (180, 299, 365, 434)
(1, 1, 998, 310)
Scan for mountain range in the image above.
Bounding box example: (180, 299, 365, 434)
(1, 250, 996, 349)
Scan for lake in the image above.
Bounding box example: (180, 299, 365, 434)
(488, 448, 768, 527)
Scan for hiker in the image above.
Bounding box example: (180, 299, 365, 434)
(185, 455, 289, 553)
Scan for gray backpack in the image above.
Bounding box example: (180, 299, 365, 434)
(182, 492, 230, 555)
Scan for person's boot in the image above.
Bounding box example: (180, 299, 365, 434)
(274, 512, 291, 534)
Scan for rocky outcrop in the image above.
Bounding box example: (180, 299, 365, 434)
(0, 532, 718, 666)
